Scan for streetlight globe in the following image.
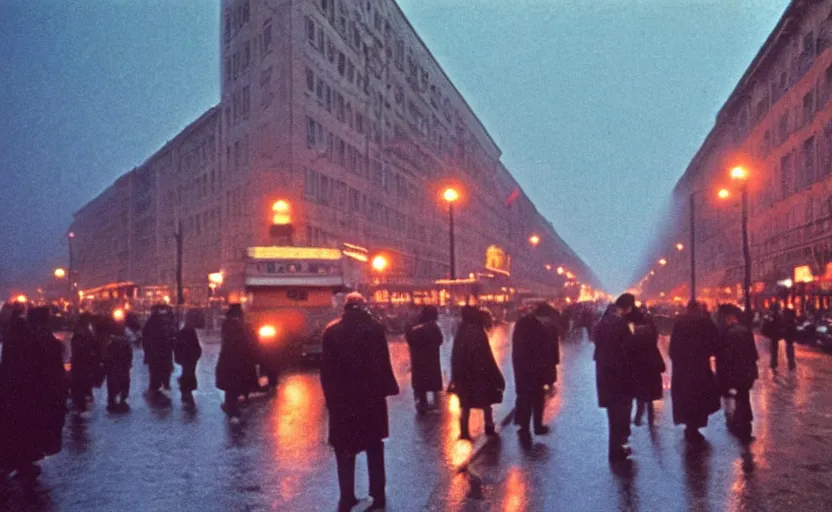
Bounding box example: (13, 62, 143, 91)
(54, 268, 67, 278)
(67, 232, 75, 239)
(718, 188, 731, 199)
(557, 266, 565, 275)
(658, 258, 667, 266)
(529, 234, 541, 247)
(730, 166, 749, 180)
(443, 188, 459, 203)
(676, 243, 684, 252)
(371, 255, 389, 272)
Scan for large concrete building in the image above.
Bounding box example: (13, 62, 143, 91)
(638, 0, 832, 311)
(71, 0, 599, 305)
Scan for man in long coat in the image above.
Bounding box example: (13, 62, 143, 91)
(512, 303, 555, 440)
(142, 305, 175, 395)
(669, 301, 721, 443)
(405, 305, 443, 413)
(716, 304, 759, 442)
(593, 294, 636, 461)
(215, 304, 256, 420)
(321, 293, 399, 512)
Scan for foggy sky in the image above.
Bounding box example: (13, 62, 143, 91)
(0, 0, 788, 296)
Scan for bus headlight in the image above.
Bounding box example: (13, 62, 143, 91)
(259, 325, 277, 341)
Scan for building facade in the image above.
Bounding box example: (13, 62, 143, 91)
(71, 0, 599, 305)
(638, 0, 832, 311)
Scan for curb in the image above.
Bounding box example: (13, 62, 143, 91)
(454, 406, 516, 474)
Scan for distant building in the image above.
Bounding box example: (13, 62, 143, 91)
(639, 0, 832, 312)
(70, 0, 599, 306)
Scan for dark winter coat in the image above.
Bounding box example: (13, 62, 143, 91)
(405, 321, 444, 393)
(26, 326, 67, 458)
(0, 314, 36, 469)
(593, 307, 636, 408)
(70, 327, 99, 392)
(103, 334, 133, 378)
(320, 308, 399, 454)
(215, 318, 257, 392)
(450, 323, 505, 409)
(716, 323, 759, 394)
(142, 313, 175, 376)
(174, 326, 202, 366)
(669, 314, 721, 427)
(512, 314, 553, 394)
(627, 310, 665, 402)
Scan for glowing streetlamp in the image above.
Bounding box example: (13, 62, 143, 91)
(730, 166, 749, 181)
(272, 200, 291, 225)
(54, 268, 67, 279)
(371, 255, 389, 273)
(718, 188, 730, 200)
(557, 266, 565, 276)
(529, 234, 540, 247)
(15, 294, 27, 304)
(443, 188, 459, 280)
(545, 264, 552, 271)
(730, 166, 752, 316)
(658, 258, 667, 266)
(676, 243, 684, 252)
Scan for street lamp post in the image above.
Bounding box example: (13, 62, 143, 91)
(67, 232, 77, 309)
(689, 192, 696, 304)
(443, 188, 459, 280)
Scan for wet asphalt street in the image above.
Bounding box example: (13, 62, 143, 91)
(3, 322, 832, 511)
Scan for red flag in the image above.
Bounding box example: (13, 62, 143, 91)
(505, 187, 520, 208)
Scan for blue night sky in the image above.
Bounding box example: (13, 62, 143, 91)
(0, 0, 788, 296)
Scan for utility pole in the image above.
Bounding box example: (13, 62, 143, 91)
(741, 183, 752, 316)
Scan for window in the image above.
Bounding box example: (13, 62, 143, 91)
(243, 41, 251, 69)
(803, 90, 814, 125)
(242, 1, 249, 24)
(317, 27, 325, 54)
(780, 151, 793, 199)
(336, 93, 345, 122)
(778, 113, 789, 144)
(242, 86, 250, 118)
(307, 117, 317, 148)
(225, 12, 231, 44)
(801, 136, 816, 189)
(350, 188, 360, 211)
(304, 169, 319, 199)
(316, 78, 324, 104)
(325, 85, 332, 112)
(356, 112, 364, 134)
(263, 20, 273, 54)
(320, 175, 330, 205)
(306, 17, 315, 45)
(338, 52, 346, 75)
(306, 68, 314, 92)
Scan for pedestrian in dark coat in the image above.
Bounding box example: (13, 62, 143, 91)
(716, 304, 759, 443)
(405, 305, 443, 413)
(70, 313, 98, 413)
(626, 307, 665, 426)
(215, 304, 255, 420)
(669, 301, 721, 444)
(320, 293, 399, 512)
(175, 317, 202, 406)
(103, 316, 133, 412)
(142, 305, 175, 394)
(450, 305, 505, 440)
(512, 304, 555, 439)
(0, 305, 37, 476)
(593, 294, 637, 461)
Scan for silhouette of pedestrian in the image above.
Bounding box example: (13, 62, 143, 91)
(143, 305, 175, 397)
(174, 315, 202, 406)
(216, 304, 255, 422)
(626, 307, 665, 426)
(70, 312, 98, 413)
(512, 303, 556, 441)
(320, 293, 399, 512)
(405, 305, 443, 413)
(716, 304, 759, 443)
(103, 315, 133, 412)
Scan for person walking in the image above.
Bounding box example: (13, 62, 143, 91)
(174, 315, 202, 406)
(69, 313, 98, 413)
(320, 293, 399, 512)
(593, 294, 637, 461)
(216, 304, 255, 421)
(405, 305, 444, 414)
(781, 307, 797, 371)
(716, 304, 759, 443)
(449, 305, 505, 440)
(761, 304, 786, 371)
(669, 301, 721, 444)
(103, 315, 133, 412)
(512, 303, 554, 441)
(142, 305, 176, 397)
(627, 306, 665, 426)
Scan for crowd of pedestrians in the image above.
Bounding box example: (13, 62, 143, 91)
(0, 289, 783, 509)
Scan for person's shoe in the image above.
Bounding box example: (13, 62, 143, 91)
(117, 402, 130, 413)
(534, 425, 551, 435)
(608, 446, 630, 462)
(337, 496, 359, 512)
(485, 424, 498, 437)
(368, 495, 386, 510)
(789, 363, 797, 371)
(517, 428, 532, 442)
(684, 428, 705, 444)
(459, 431, 472, 441)
(106, 402, 119, 412)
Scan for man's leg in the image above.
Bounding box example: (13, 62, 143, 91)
(367, 442, 386, 506)
(414, 390, 427, 412)
(335, 450, 358, 509)
(224, 390, 240, 417)
(459, 407, 471, 439)
(532, 389, 548, 434)
(484, 407, 496, 435)
(733, 387, 753, 440)
(634, 400, 645, 426)
(514, 393, 531, 432)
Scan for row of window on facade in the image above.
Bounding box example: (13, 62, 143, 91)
(306, 67, 380, 141)
(228, 86, 252, 126)
(180, 206, 222, 243)
(224, 0, 250, 45)
(226, 134, 251, 173)
(225, 185, 248, 221)
(303, 167, 429, 243)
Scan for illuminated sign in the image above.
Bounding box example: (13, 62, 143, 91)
(247, 247, 342, 261)
(793, 265, 814, 284)
(485, 245, 510, 275)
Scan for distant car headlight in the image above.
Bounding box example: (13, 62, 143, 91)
(259, 325, 277, 340)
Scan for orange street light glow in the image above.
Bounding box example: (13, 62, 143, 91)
(718, 188, 731, 199)
(730, 166, 749, 180)
(15, 294, 27, 303)
(529, 235, 540, 247)
(112, 309, 125, 322)
(676, 243, 684, 251)
(443, 188, 459, 203)
(557, 267, 565, 275)
(545, 264, 552, 271)
(371, 255, 389, 272)
(272, 200, 292, 225)
(650, 270, 655, 276)
(54, 268, 67, 278)
(658, 258, 667, 266)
